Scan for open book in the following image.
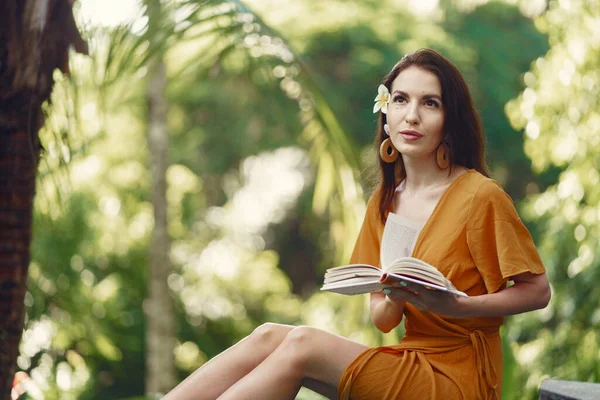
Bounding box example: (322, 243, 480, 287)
(321, 212, 468, 297)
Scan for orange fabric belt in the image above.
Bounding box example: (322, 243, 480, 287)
(339, 330, 500, 400)
(469, 330, 500, 400)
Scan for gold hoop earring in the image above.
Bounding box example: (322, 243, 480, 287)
(436, 144, 449, 169)
(380, 138, 398, 163)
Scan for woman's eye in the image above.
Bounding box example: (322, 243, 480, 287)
(426, 99, 439, 107)
(393, 96, 406, 103)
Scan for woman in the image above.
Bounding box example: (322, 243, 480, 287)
(164, 48, 551, 400)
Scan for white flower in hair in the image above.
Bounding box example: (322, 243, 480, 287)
(373, 84, 390, 114)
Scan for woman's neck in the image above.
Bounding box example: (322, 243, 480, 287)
(401, 157, 464, 194)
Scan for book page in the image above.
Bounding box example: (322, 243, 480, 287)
(380, 213, 423, 270)
(382, 273, 468, 297)
(321, 280, 385, 296)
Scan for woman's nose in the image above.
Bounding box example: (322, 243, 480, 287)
(405, 103, 420, 125)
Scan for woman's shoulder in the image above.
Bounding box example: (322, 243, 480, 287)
(457, 170, 521, 224)
(460, 169, 508, 200)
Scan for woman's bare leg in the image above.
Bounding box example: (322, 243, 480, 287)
(163, 323, 294, 400)
(218, 326, 368, 400)
(302, 378, 340, 399)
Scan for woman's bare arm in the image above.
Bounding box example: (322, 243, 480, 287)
(384, 271, 551, 319)
(457, 271, 551, 318)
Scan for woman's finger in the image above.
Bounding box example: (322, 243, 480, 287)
(383, 287, 414, 300)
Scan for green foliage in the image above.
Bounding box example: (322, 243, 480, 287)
(504, 0, 600, 398)
(443, 1, 554, 199)
(23, 0, 364, 397)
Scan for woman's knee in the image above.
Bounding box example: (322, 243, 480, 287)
(250, 322, 293, 350)
(280, 326, 320, 366)
(286, 325, 316, 343)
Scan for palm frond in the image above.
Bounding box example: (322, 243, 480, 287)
(174, 0, 366, 260)
(42, 0, 367, 262)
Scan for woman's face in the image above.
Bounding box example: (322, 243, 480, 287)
(386, 66, 445, 162)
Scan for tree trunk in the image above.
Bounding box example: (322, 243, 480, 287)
(0, 129, 39, 398)
(145, 57, 177, 395)
(0, 0, 86, 397)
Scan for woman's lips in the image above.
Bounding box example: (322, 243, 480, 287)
(399, 130, 423, 141)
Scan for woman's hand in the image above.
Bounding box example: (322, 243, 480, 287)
(382, 282, 468, 318)
(369, 291, 406, 333)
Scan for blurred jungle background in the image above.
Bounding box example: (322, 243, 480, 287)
(14, 0, 599, 398)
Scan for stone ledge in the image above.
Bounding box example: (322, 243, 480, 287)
(539, 379, 600, 400)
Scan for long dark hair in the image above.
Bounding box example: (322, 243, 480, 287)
(375, 48, 490, 222)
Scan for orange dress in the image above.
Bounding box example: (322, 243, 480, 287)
(337, 170, 546, 400)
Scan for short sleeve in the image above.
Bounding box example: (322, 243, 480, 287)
(349, 191, 382, 268)
(466, 181, 546, 293)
